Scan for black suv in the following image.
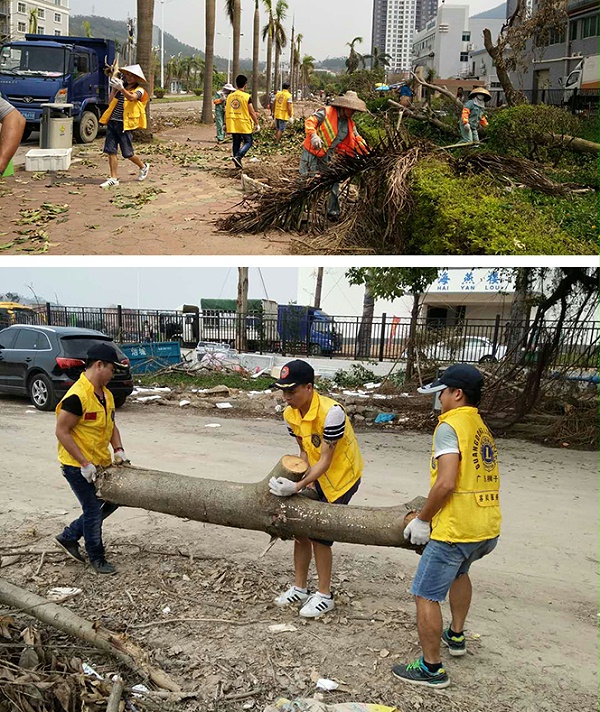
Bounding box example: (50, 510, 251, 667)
(0, 325, 134, 411)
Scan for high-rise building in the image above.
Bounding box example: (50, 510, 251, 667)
(415, 0, 438, 32)
(1, 0, 70, 42)
(371, 0, 417, 74)
(371, 0, 389, 56)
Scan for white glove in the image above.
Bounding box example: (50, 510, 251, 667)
(113, 449, 130, 466)
(269, 476, 298, 497)
(110, 77, 124, 91)
(310, 134, 322, 150)
(403, 517, 431, 546)
(81, 463, 97, 483)
(289, 116, 295, 124)
(254, 123, 261, 132)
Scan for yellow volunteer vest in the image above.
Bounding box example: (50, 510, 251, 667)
(99, 85, 149, 130)
(284, 392, 363, 501)
(274, 90, 292, 121)
(225, 89, 253, 134)
(430, 406, 501, 543)
(56, 373, 115, 468)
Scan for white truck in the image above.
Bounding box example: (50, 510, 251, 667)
(560, 56, 599, 106)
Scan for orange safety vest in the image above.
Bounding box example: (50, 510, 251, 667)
(303, 105, 368, 159)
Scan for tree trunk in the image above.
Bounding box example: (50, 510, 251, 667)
(96, 457, 426, 549)
(546, 133, 600, 155)
(273, 44, 281, 94)
(356, 282, 375, 359)
(232, 0, 241, 81)
(405, 292, 420, 381)
(289, 24, 295, 94)
(202, 0, 216, 123)
(507, 267, 531, 360)
(0, 578, 180, 691)
(252, 1, 260, 106)
(236, 267, 249, 352)
(482, 29, 527, 107)
(314, 267, 324, 309)
(136, 0, 155, 137)
(265, 30, 273, 98)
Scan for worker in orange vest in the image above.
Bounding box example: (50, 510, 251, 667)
(300, 91, 368, 221)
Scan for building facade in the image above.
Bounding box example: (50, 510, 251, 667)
(1, 0, 69, 42)
(371, 0, 417, 75)
(415, 0, 438, 32)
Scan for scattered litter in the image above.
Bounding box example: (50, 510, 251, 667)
(182, 574, 191, 582)
(136, 395, 162, 403)
(249, 157, 260, 162)
(378, 648, 390, 658)
(82, 663, 102, 679)
(268, 623, 298, 634)
(179, 399, 191, 407)
(374, 413, 395, 424)
(131, 683, 150, 697)
(46, 586, 82, 603)
(162, 606, 171, 614)
(265, 700, 398, 712)
(216, 402, 234, 409)
(251, 367, 269, 378)
(342, 390, 369, 398)
(25, 410, 38, 414)
(205, 423, 222, 428)
(364, 382, 382, 390)
(133, 386, 171, 393)
(316, 679, 339, 691)
(275, 404, 284, 413)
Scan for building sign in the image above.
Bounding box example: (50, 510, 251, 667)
(432, 269, 513, 294)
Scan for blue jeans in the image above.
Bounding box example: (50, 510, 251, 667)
(411, 537, 499, 602)
(459, 122, 480, 144)
(232, 133, 253, 159)
(59, 465, 119, 562)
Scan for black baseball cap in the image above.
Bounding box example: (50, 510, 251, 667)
(417, 363, 483, 397)
(272, 360, 315, 389)
(87, 342, 127, 370)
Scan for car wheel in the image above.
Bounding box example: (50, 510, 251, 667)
(28, 373, 56, 411)
(479, 355, 497, 364)
(113, 396, 127, 408)
(308, 343, 322, 356)
(75, 110, 99, 143)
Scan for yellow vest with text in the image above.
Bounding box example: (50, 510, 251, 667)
(284, 392, 363, 502)
(430, 406, 501, 542)
(274, 89, 293, 121)
(99, 85, 149, 131)
(225, 89, 253, 134)
(56, 373, 115, 468)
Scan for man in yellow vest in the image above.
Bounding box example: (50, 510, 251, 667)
(393, 364, 501, 688)
(98, 64, 150, 189)
(269, 360, 363, 618)
(225, 74, 260, 169)
(301, 90, 368, 220)
(272, 81, 293, 144)
(55, 343, 130, 575)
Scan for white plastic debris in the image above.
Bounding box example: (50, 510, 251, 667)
(179, 399, 191, 407)
(215, 402, 233, 409)
(136, 395, 162, 403)
(162, 606, 171, 614)
(316, 678, 339, 691)
(47, 586, 82, 603)
(131, 683, 150, 697)
(133, 387, 171, 393)
(82, 663, 102, 679)
(364, 382, 382, 389)
(268, 623, 298, 633)
(204, 423, 222, 428)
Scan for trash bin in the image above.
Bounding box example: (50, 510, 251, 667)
(40, 103, 74, 149)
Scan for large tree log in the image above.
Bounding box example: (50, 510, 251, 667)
(96, 456, 426, 549)
(0, 578, 180, 691)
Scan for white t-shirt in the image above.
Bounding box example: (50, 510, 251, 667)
(433, 421, 460, 459)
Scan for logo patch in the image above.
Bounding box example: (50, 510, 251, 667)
(311, 434, 321, 448)
(472, 428, 497, 472)
(280, 366, 290, 379)
(230, 98, 241, 110)
(84, 412, 97, 421)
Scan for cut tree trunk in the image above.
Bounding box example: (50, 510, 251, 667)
(0, 578, 180, 691)
(96, 456, 426, 549)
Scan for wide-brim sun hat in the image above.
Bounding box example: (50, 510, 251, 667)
(330, 91, 368, 112)
(469, 86, 492, 100)
(222, 83, 235, 92)
(120, 64, 147, 83)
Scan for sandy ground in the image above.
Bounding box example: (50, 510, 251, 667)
(1, 395, 598, 711)
(0, 100, 319, 255)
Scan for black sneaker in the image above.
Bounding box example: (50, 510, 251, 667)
(90, 559, 117, 575)
(392, 658, 450, 689)
(232, 156, 243, 169)
(55, 535, 85, 564)
(442, 628, 466, 657)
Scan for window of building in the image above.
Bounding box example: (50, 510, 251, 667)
(18, 21, 26, 31)
(54, 29, 61, 35)
(17, 2, 26, 13)
(581, 13, 599, 37)
(462, 31, 471, 41)
(569, 21, 578, 40)
(37, 8, 44, 18)
(55, 0, 61, 4)
(37, 26, 44, 33)
(460, 51, 469, 61)
(54, 12, 61, 22)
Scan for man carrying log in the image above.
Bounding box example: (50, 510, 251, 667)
(269, 360, 363, 618)
(393, 364, 501, 688)
(54, 343, 130, 575)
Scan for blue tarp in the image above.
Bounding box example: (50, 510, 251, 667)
(121, 342, 182, 374)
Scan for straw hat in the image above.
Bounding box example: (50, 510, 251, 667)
(330, 91, 368, 112)
(120, 64, 146, 82)
(469, 86, 491, 100)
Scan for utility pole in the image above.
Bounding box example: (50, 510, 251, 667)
(237, 267, 249, 352)
(314, 267, 323, 309)
(289, 17, 295, 94)
(160, 0, 165, 89)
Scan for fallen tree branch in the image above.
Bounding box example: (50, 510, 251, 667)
(130, 616, 267, 629)
(107, 676, 124, 712)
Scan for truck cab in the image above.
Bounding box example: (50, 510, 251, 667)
(0, 35, 115, 143)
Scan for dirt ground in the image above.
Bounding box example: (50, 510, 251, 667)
(0, 101, 318, 255)
(1, 395, 598, 711)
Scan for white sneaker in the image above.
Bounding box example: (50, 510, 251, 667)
(100, 177, 119, 189)
(137, 162, 150, 181)
(274, 586, 311, 607)
(299, 592, 335, 618)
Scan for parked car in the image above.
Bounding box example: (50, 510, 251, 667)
(424, 336, 507, 364)
(0, 325, 133, 411)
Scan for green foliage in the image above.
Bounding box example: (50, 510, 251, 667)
(154, 88, 165, 98)
(193, 88, 203, 96)
(486, 104, 579, 162)
(346, 268, 439, 299)
(574, 115, 599, 143)
(353, 112, 386, 147)
(136, 371, 274, 391)
(333, 363, 379, 388)
(408, 157, 594, 255)
(337, 68, 385, 99)
(524, 190, 598, 244)
(365, 97, 390, 114)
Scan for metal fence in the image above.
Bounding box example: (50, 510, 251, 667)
(519, 88, 599, 114)
(20, 303, 600, 370)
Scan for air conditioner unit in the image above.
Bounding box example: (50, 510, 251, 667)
(467, 43, 474, 51)
(438, 23, 449, 32)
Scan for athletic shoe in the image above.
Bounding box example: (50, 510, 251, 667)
(442, 628, 466, 657)
(392, 658, 450, 689)
(299, 592, 335, 618)
(55, 535, 85, 564)
(232, 156, 243, 169)
(274, 585, 311, 607)
(137, 162, 150, 181)
(90, 559, 117, 575)
(100, 177, 119, 189)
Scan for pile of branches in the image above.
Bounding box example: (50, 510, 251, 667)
(216, 128, 586, 253)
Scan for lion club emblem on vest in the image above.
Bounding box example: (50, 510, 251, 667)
(280, 366, 289, 379)
(311, 434, 321, 448)
(231, 98, 241, 110)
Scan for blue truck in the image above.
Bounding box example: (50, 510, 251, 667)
(277, 304, 341, 356)
(0, 34, 116, 143)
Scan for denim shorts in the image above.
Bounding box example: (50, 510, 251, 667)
(411, 536, 499, 602)
(275, 119, 288, 132)
(103, 120, 135, 158)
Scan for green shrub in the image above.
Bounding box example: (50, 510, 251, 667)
(334, 363, 379, 388)
(154, 88, 165, 99)
(193, 88, 202, 96)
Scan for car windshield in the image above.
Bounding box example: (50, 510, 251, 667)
(60, 336, 126, 360)
(0, 45, 66, 77)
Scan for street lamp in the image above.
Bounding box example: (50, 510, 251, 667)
(217, 31, 232, 84)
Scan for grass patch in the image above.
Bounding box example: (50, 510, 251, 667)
(135, 371, 274, 391)
(152, 94, 202, 104)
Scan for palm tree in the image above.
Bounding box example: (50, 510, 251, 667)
(261, 0, 274, 97)
(202, 0, 216, 123)
(224, 0, 242, 81)
(252, 0, 260, 105)
(294, 33, 303, 95)
(288, 19, 294, 93)
(364, 46, 392, 70)
(136, 0, 154, 135)
(272, 0, 288, 93)
(345, 36, 364, 74)
(300, 54, 314, 98)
